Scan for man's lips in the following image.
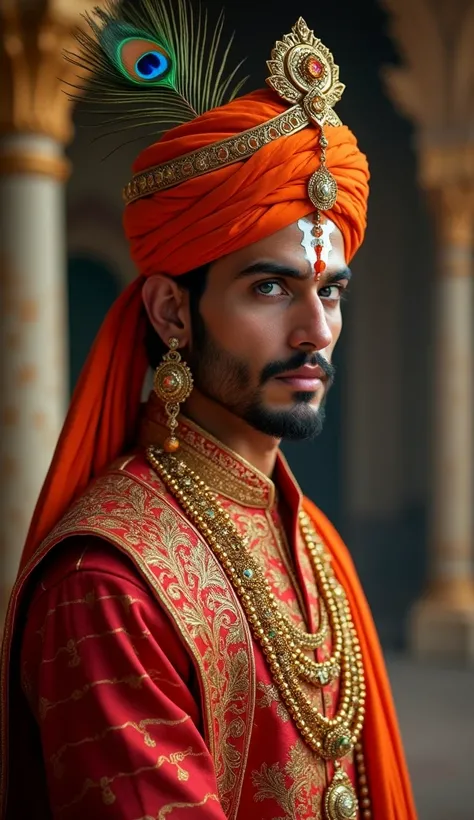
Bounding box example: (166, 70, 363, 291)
(274, 365, 326, 391)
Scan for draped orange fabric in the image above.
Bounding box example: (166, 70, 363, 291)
(304, 498, 418, 819)
(21, 88, 369, 568)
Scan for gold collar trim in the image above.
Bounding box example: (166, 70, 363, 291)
(138, 396, 301, 510)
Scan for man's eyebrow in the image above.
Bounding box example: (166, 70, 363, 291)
(236, 260, 352, 282)
(327, 267, 352, 283)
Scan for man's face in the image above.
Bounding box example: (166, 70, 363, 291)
(185, 215, 350, 441)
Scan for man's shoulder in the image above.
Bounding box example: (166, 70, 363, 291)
(30, 452, 172, 601)
(98, 450, 167, 490)
(29, 535, 149, 608)
(45, 450, 169, 538)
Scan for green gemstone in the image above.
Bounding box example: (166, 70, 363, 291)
(340, 792, 355, 811)
(205, 509, 215, 518)
(243, 568, 253, 580)
(336, 735, 351, 751)
(268, 630, 277, 639)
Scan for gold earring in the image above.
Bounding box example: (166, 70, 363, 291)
(153, 337, 193, 453)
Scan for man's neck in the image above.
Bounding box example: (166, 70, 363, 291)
(183, 389, 280, 478)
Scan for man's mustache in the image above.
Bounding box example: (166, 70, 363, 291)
(260, 351, 336, 385)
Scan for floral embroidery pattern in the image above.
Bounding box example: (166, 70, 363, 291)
(252, 740, 326, 820)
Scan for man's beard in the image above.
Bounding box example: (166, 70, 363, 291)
(186, 315, 335, 441)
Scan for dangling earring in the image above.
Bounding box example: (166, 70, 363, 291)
(153, 337, 193, 453)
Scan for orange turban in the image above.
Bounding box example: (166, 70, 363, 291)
(21, 87, 369, 567)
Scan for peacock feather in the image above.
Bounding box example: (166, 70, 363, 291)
(65, 0, 248, 146)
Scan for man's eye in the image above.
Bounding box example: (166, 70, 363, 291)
(255, 281, 286, 297)
(319, 284, 343, 300)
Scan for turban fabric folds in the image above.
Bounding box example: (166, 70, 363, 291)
(125, 90, 369, 274)
(22, 88, 369, 567)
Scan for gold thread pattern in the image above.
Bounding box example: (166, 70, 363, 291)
(257, 682, 290, 723)
(36, 591, 143, 638)
(54, 748, 206, 813)
(139, 400, 276, 508)
(157, 793, 220, 819)
(251, 740, 326, 819)
(39, 672, 153, 721)
(49, 715, 191, 779)
(40, 626, 151, 667)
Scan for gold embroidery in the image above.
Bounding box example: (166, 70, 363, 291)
(139, 505, 251, 809)
(55, 748, 206, 813)
(40, 627, 151, 667)
(157, 793, 220, 819)
(50, 715, 191, 778)
(180, 443, 269, 507)
(39, 672, 152, 720)
(146, 667, 184, 689)
(271, 517, 312, 620)
(227, 505, 309, 624)
(36, 591, 143, 638)
(257, 682, 290, 723)
(139, 397, 273, 507)
(252, 740, 326, 819)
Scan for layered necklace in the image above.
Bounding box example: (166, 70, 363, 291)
(147, 446, 370, 820)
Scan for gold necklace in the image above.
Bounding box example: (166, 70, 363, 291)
(272, 586, 330, 651)
(147, 446, 366, 762)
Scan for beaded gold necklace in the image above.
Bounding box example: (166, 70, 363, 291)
(146, 446, 370, 819)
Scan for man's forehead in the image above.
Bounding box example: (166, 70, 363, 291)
(230, 217, 344, 264)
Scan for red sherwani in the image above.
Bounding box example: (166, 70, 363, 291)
(1, 405, 416, 819)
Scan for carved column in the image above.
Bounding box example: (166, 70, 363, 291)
(381, 0, 474, 661)
(0, 0, 96, 628)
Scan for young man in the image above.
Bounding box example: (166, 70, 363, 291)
(0, 5, 417, 819)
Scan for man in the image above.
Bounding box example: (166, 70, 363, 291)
(0, 4, 417, 819)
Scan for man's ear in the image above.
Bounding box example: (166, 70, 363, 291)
(142, 274, 191, 347)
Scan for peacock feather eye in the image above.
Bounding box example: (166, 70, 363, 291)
(135, 50, 169, 80)
(120, 39, 171, 84)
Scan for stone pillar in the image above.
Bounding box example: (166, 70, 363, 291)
(0, 0, 96, 627)
(380, 0, 474, 662)
(410, 167, 474, 662)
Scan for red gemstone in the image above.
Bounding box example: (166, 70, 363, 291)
(163, 374, 177, 390)
(308, 58, 323, 78)
(315, 260, 326, 275)
(164, 437, 180, 453)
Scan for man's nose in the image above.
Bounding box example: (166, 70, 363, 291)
(288, 294, 333, 351)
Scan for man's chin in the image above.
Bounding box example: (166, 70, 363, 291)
(242, 401, 326, 441)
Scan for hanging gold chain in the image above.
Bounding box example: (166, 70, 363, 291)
(146, 446, 366, 761)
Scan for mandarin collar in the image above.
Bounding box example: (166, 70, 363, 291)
(138, 393, 303, 511)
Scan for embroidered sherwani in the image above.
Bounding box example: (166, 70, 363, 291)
(18, 405, 359, 820)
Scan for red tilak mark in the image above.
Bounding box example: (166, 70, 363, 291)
(314, 243, 326, 278)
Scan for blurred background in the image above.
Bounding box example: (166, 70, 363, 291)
(1, 0, 474, 817)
